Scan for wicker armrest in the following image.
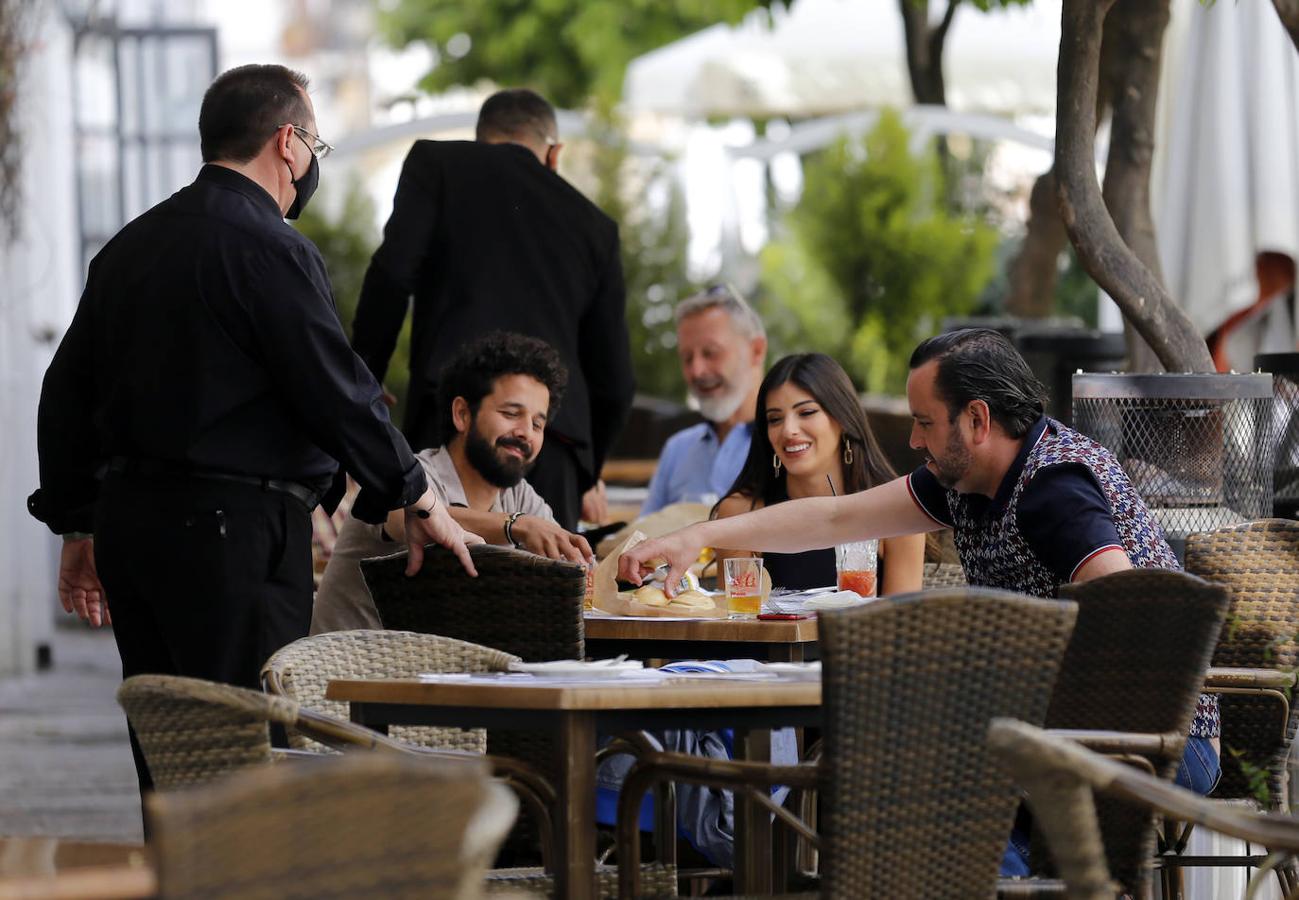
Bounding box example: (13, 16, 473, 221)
(615, 752, 819, 899)
(991, 718, 1299, 900)
(1203, 667, 1299, 691)
(625, 750, 819, 792)
(270, 747, 334, 764)
(1045, 728, 1185, 760)
(294, 706, 556, 865)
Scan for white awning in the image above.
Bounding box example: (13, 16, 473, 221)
(622, 0, 1062, 120)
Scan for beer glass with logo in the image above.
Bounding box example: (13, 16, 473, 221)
(724, 557, 764, 619)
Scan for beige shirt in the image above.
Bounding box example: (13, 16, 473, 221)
(310, 446, 553, 634)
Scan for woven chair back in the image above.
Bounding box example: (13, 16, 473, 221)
(117, 675, 299, 791)
(148, 753, 516, 899)
(262, 630, 519, 754)
(363, 544, 585, 662)
(922, 562, 968, 589)
(364, 543, 584, 865)
(1045, 569, 1229, 889)
(815, 588, 1077, 899)
(1186, 518, 1299, 804)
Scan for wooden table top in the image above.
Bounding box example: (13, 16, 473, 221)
(583, 614, 818, 644)
(0, 838, 155, 900)
(327, 676, 820, 711)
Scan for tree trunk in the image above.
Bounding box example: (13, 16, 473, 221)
(1273, 0, 1299, 53)
(1005, 170, 1069, 317)
(897, 0, 961, 106)
(1055, 0, 1214, 373)
(1004, 22, 1117, 320)
(1099, 0, 1170, 372)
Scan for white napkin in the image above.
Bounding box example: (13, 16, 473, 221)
(803, 590, 875, 610)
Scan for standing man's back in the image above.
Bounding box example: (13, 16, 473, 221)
(351, 89, 635, 529)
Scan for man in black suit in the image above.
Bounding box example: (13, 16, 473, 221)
(351, 89, 635, 530)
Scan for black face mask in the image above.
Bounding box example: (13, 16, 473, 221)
(285, 151, 318, 220)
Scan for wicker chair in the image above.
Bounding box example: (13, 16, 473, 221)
(1170, 518, 1299, 893)
(261, 630, 559, 865)
(1003, 569, 1229, 896)
(147, 752, 517, 899)
(1186, 519, 1299, 804)
(364, 544, 583, 856)
(116, 674, 490, 790)
(363, 545, 676, 893)
(921, 561, 968, 589)
(262, 630, 519, 754)
(363, 544, 585, 663)
(117, 673, 426, 789)
(989, 719, 1299, 900)
(615, 588, 1079, 899)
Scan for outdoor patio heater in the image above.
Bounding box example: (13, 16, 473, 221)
(1254, 353, 1299, 519)
(1072, 373, 1274, 559)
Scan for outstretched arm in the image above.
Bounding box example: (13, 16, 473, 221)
(619, 476, 941, 594)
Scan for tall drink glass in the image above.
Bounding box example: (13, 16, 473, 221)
(835, 539, 879, 598)
(724, 557, 764, 619)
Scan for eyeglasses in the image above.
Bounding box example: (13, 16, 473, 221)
(279, 124, 334, 160)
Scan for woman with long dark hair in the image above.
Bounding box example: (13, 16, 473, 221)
(714, 353, 924, 592)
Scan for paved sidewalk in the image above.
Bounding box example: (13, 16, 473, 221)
(0, 625, 142, 842)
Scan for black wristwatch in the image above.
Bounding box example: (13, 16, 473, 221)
(503, 511, 524, 548)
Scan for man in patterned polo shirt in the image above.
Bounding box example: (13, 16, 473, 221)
(619, 329, 1220, 805)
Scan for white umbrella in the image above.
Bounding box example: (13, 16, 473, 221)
(622, 0, 1062, 120)
(1153, 0, 1299, 364)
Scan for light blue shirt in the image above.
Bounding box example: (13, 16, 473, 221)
(640, 421, 754, 515)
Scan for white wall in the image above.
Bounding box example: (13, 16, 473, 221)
(0, 4, 81, 675)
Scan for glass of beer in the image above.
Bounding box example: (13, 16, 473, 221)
(724, 557, 764, 619)
(835, 540, 879, 598)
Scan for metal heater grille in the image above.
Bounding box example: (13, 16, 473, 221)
(1255, 353, 1299, 518)
(1072, 374, 1274, 541)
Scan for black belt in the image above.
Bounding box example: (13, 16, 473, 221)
(106, 457, 324, 509)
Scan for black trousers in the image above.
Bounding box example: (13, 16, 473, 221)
(95, 474, 314, 793)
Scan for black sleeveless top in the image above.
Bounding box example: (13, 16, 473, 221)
(764, 547, 836, 590)
(751, 484, 882, 590)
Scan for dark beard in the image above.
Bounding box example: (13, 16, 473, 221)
(931, 428, 972, 489)
(465, 426, 532, 489)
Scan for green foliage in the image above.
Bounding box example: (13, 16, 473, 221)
(1226, 747, 1273, 805)
(760, 110, 998, 394)
(587, 111, 699, 399)
(376, 0, 780, 108)
(292, 176, 415, 423)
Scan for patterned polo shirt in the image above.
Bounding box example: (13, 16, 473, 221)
(907, 416, 1218, 738)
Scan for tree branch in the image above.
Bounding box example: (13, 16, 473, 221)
(1054, 0, 1214, 372)
(933, 0, 962, 51)
(1100, 0, 1171, 371)
(898, 0, 942, 105)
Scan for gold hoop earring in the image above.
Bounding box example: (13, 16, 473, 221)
(843, 437, 853, 465)
(773, 452, 782, 475)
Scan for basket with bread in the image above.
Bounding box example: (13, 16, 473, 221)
(591, 531, 768, 618)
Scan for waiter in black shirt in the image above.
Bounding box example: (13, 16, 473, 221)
(28, 64, 479, 790)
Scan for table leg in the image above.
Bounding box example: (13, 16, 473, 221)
(733, 727, 773, 894)
(555, 711, 597, 900)
(348, 703, 388, 736)
(766, 644, 805, 663)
